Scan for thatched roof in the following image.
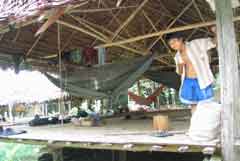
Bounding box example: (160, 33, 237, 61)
(0, 0, 239, 72)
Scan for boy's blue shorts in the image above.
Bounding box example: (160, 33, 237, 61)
(180, 77, 213, 105)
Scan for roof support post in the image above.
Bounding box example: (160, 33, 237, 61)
(98, 47, 106, 65)
(214, 0, 240, 161)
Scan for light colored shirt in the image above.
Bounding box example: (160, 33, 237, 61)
(174, 38, 216, 89)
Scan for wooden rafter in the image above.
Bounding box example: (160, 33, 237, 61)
(35, 7, 66, 36)
(142, 0, 194, 61)
(111, 0, 149, 41)
(148, 3, 208, 35)
(96, 16, 240, 48)
(89, 1, 124, 46)
(61, 31, 77, 52)
(67, 0, 89, 11)
(0, 34, 4, 41)
(69, 14, 108, 40)
(142, 11, 172, 54)
(56, 20, 142, 55)
(57, 20, 106, 42)
(25, 33, 44, 56)
(69, 5, 137, 13)
(91, 1, 144, 51)
(116, 0, 124, 7)
(57, 19, 170, 65)
(12, 29, 21, 42)
(43, 30, 77, 59)
(193, 0, 210, 33)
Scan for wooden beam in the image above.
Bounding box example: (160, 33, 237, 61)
(97, 16, 240, 48)
(57, 20, 170, 65)
(142, 0, 194, 54)
(43, 31, 77, 59)
(0, 18, 38, 34)
(35, 7, 66, 36)
(25, 34, 43, 56)
(142, 10, 172, 54)
(69, 15, 108, 40)
(147, 5, 209, 35)
(192, 0, 210, 33)
(56, 20, 143, 55)
(116, 0, 125, 7)
(72, 16, 172, 65)
(12, 29, 21, 42)
(93, 1, 144, 51)
(57, 20, 106, 42)
(69, 5, 137, 13)
(111, 0, 149, 41)
(214, 0, 240, 161)
(61, 31, 77, 51)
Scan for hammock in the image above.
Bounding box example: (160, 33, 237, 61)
(144, 71, 181, 90)
(128, 85, 164, 106)
(45, 53, 155, 107)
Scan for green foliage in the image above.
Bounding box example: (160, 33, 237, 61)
(0, 143, 43, 161)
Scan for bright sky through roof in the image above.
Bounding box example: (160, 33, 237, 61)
(0, 69, 62, 105)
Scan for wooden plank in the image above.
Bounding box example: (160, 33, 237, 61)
(0, 118, 219, 152)
(214, 0, 240, 161)
(103, 107, 191, 119)
(96, 16, 240, 48)
(0, 137, 219, 153)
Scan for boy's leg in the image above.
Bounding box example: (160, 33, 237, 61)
(191, 104, 197, 114)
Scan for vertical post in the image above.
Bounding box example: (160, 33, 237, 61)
(214, 0, 240, 161)
(52, 148, 63, 161)
(137, 80, 141, 96)
(118, 151, 127, 161)
(98, 47, 106, 65)
(8, 104, 13, 122)
(45, 103, 48, 116)
(98, 47, 106, 110)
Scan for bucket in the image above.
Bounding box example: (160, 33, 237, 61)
(153, 115, 169, 132)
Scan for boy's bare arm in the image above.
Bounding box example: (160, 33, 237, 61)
(210, 26, 217, 45)
(177, 64, 184, 75)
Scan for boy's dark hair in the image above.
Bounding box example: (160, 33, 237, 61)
(165, 32, 184, 42)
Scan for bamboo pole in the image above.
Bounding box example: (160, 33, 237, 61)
(25, 33, 43, 56)
(97, 16, 240, 48)
(192, 0, 210, 33)
(57, 20, 107, 42)
(69, 15, 108, 40)
(12, 29, 21, 42)
(69, 5, 137, 13)
(111, 0, 149, 41)
(143, 0, 194, 56)
(56, 20, 143, 55)
(57, 19, 170, 65)
(116, 0, 124, 7)
(43, 31, 77, 59)
(69, 16, 170, 65)
(92, 1, 144, 51)
(142, 11, 173, 59)
(35, 7, 66, 36)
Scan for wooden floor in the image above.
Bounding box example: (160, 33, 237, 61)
(0, 110, 220, 154)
